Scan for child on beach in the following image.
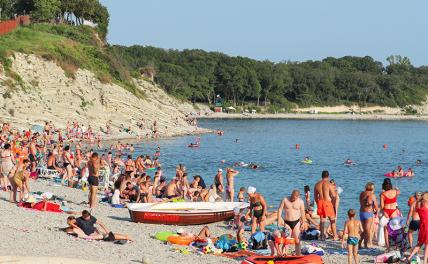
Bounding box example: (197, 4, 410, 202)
(237, 187, 246, 202)
(341, 209, 363, 264)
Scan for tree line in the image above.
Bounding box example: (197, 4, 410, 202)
(0, 0, 109, 37)
(112, 45, 428, 108)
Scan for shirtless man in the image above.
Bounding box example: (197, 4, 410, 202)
(165, 178, 179, 199)
(226, 167, 239, 202)
(314, 170, 338, 240)
(124, 155, 135, 178)
(277, 190, 307, 255)
(29, 137, 37, 172)
(214, 169, 224, 197)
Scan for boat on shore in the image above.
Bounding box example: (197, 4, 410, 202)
(128, 202, 249, 225)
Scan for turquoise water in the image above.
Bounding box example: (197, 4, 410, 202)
(133, 119, 428, 226)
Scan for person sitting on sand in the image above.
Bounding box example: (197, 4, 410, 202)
(122, 182, 140, 202)
(165, 177, 179, 199)
(66, 211, 132, 242)
(155, 178, 167, 198)
(341, 209, 363, 264)
(177, 226, 210, 240)
(304, 207, 320, 230)
(191, 175, 206, 190)
(201, 184, 222, 202)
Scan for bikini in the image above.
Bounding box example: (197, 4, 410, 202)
(382, 192, 398, 218)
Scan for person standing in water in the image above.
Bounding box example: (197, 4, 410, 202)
(277, 190, 307, 255)
(226, 167, 239, 202)
(314, 170, 338, 240)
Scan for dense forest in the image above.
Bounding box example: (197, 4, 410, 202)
(113, 46, 428, 109)
(2, 0, 428, 110)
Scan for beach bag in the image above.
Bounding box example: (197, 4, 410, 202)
(302, 228, 320, 240)
(250, 232, 268, 250)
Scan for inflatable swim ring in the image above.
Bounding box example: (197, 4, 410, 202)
(302, 160, 313, 164)
(274, 237, 295, 245)
(155, 231, 176, 242)
(167, 235, 194, 246)
(188, 144, 199, 148)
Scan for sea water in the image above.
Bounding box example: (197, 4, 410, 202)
(132, 119, 428, 226)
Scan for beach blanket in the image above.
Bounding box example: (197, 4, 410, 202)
(220, 250, 258, 260)
(18, 201, 63, 213)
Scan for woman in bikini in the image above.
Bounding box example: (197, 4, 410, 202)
(380, 178, 400, 250)
(0, 143, 15, 191)
(246, 186, 268, 234)
(359, 182, 378, 248)
(10, 159, 31, 202)
(61, 146, 74, 186)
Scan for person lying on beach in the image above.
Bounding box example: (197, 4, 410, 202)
(66, 211, 132, 242)
(176, 226, 210, 240)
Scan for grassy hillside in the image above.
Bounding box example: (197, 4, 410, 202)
(0, 24, 144, 98)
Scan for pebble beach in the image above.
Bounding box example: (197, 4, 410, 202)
(0, 179, 385, 264)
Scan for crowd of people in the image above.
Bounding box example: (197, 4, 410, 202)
(1, 120, 427, 264)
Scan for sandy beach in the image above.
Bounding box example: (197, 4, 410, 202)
(0, 179, 385, 264)
(197, 112, 428, 121)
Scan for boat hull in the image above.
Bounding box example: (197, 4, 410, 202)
(128, 202, 248, 225)
(129, 209, 235, 225)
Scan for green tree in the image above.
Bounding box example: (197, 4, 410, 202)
(31, 0, 60, 22)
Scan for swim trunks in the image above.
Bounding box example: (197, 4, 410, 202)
(88, 175, 99, 186)
(347, 236, 359, 246)
(317, 199, 335, 218)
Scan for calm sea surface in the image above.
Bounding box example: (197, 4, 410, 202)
(133, 119, 428, 226)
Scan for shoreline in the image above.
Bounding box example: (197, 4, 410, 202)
(195, 112, 428, 121)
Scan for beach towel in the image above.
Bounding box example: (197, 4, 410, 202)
(18, 201, 63, 213)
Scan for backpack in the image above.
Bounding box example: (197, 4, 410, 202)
(250, 232, 268, 250)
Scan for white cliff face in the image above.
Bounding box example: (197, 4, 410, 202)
(0, 53, 208, 137)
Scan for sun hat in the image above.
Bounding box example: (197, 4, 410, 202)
(388, 217, 405, 231)
(218, 168, 223, 172)
(247, 186, 256, 194)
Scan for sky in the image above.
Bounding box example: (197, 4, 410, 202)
(100, 0, 428, 66)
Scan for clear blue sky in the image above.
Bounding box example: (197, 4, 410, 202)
(100, 0, 428, 66)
